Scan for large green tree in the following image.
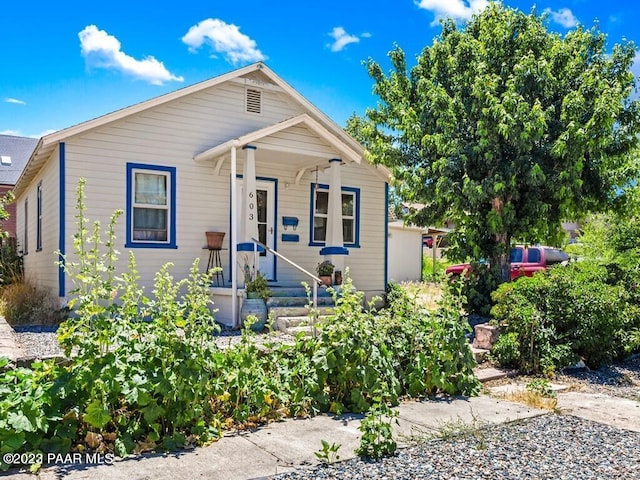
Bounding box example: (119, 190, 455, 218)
(349, 3, 640, 283)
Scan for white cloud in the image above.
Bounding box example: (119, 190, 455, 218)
(328, 27, 362, 52)
(79, 25, 184, 85)
(4, 98, 26, 105)
(416, 0, 489, 25)
(544, 7, 579, 28)
(182, 19, 266, 65)
(0, 129, 56, 138)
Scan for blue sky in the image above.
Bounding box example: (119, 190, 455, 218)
(2, 0, 639, 138)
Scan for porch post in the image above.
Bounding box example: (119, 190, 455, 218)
(230, 143, 239, 328)
(325, 158, 344, 248)
(241, 145, 259, 282)
(321, 158, 347, 273)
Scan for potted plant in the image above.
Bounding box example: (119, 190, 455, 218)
(317, 260, 334, 286)
(241, 270, 270, 331)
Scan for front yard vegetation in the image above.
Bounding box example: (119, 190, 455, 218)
(490, 211, 640, 375)
(0, 181, 479, 470)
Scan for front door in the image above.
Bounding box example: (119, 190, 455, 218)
(236, 178, 276, 280)
(255, 180, 276, 280)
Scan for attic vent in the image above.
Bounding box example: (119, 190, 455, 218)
(0, 156, 11, 166)
(245, 88, 262, 114)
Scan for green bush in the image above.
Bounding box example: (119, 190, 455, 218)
(491, 260, 639, 374)
(0, 281, 61, 326)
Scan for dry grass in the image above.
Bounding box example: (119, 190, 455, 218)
(400, 281, 444, 311)
(0, 281, 62, 326)
(500, 389, 559, 410)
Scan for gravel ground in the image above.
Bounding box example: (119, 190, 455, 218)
(556, 355, 640, 402)
(272, 356, 640, 480)
(274, 415, 640, 480)
(11, 327, 640, 479)
(11, 325, 296, 359)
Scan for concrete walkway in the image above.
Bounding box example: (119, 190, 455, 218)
(2, 318, 640, 480)
(4, 395, 547, 480)
(0, 316, 23, 361)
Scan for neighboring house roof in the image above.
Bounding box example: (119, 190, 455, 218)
(15, 62, 390, 196)
(0, 134, 38, 185)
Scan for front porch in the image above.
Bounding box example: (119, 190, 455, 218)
(209, 283, 338, 331)
(194, 114, 364, 327)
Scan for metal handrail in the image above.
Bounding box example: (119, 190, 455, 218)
(250, 237, 321, 310)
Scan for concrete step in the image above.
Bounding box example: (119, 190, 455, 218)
(267, 287, 333, 298)
(274, 315, 333, 331)
(268, 305, 336, 319)
(285, 325, 323, 337)
(267, 296, 334, 308)
(474, 367, 517, 383)
(471, 346, 490, 364)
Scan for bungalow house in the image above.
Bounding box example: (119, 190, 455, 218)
(0, 134, 38, 239)
(13, 62, 391, 326)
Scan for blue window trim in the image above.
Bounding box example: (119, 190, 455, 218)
(308, 183, 360, 248)
(125, 163, 177, 249)
(58, 143, 65, 297)
(36, 181, 42, 252)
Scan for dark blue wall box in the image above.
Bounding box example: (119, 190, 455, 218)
(281, 234, 299, 242)
(282, 216, 299, 229)
(319, 246, 349, 256)
(237, 242, 265, 252)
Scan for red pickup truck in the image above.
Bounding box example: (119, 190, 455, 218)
(445, 245, 570, 281)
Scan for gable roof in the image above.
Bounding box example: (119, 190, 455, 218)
(15, 62, 386, 195)
(0, 134, 38, 185)
(194, 113, 362, 164)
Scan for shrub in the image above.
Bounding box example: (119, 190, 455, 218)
(0, 281, 61, 326)
(491, 260, 638, 374)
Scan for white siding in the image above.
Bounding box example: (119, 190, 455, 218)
(17, 147, 59, 296)
(22, 73, 388, 321)
(388, 223, 423, 282)
(251, 161, 387, 296)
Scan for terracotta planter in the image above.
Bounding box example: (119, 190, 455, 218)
(206, 231, 225, 249)
(319, 275, 332, 286)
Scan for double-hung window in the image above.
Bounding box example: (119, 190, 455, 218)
(126, 163, 177, 248)
(310, 183, 360, 247)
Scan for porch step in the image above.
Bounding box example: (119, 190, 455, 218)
(267, 296, 335, 308)
(274, 315, 333, 331)
(269, 305, 336, 320)
(267, 286, 333, 298)
(277, 315, 334, 336)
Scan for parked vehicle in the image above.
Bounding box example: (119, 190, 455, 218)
(445, 245, 570, 281)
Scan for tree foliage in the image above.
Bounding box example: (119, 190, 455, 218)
(349, 3, 640, 282)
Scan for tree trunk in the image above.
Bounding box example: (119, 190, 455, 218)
(491, 197, 511, 283)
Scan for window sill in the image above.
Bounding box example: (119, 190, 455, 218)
(309, 242, 360, 249)
(125, 242, 178, 249)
